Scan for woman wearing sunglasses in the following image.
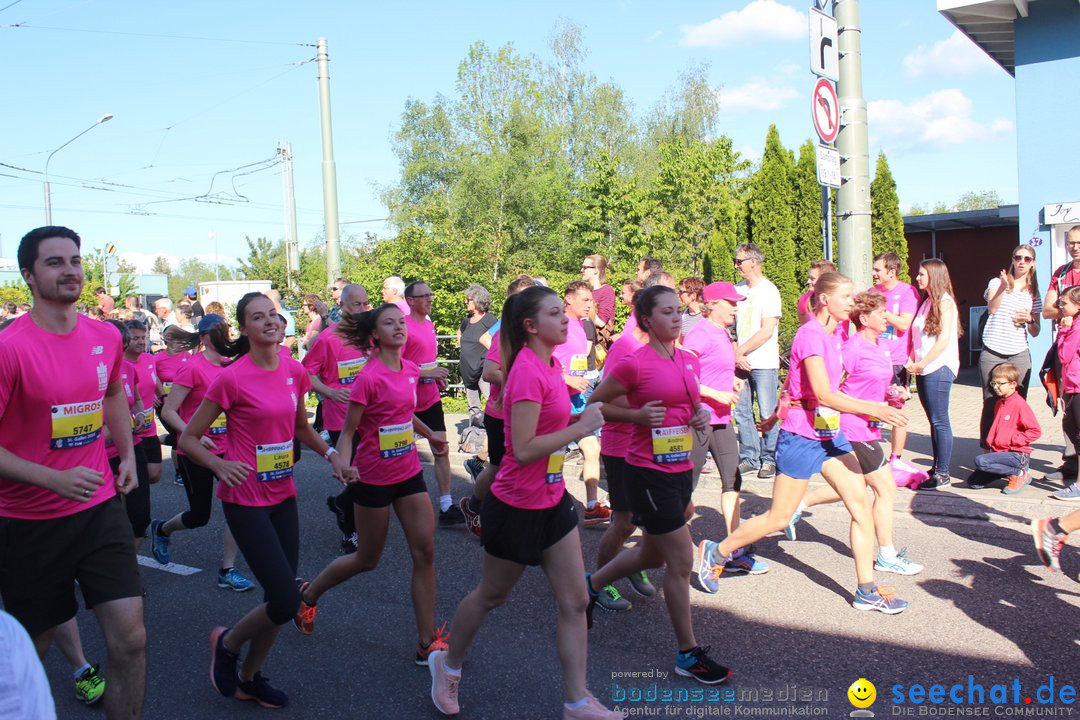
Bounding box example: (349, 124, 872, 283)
(977, 245, 1042, 442)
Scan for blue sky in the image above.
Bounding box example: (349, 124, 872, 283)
(0, 0, 1017, 274)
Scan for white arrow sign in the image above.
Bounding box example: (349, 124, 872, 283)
(809, 7, 838, 81)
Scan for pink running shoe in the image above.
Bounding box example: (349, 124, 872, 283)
(564, 693, 625, 719)
(429, 649, 460, 716)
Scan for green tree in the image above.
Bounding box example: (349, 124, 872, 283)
(151, 255, 172, 275)
(870, 151, 909, 281)
(236, 237, 287, 294)
(167, 258, 234, 301)
(745, 125, 800, 345)
(953, 190, 1002, 212)
(792, 139, 826, 279)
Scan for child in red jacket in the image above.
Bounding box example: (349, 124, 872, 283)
(967, 362, 1041, 493)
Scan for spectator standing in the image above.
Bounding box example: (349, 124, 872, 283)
(457, 285, 497, 422)
(382, 275, 410, 315)
(732, 243, 783, 479)
(94, 287, 115, 314)
(678, 276, 706, 338)
(264, 289, 296, 350)
(581, 255, 615, 348)
(1040, 225, 1080, 493)
(183, 286, 204, 321)
(326, 277, 351, 324)
(301, 294, 328, 352)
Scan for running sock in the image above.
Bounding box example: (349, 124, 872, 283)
(444, 662, 462, 676)
(857, 582, 876, 595)
(156, 523, 169, 538)
(219, 567, 232, 575)
(1050, 518, 1067, 536)
(586, 499, 597, 510)
(439, 495, 452, 512)
(797, 501, 808, 515)
(468, 495, 482, 513)
(878, 545, 898, 562)
(73, 663, 91, 679)
(566, 698, 590, 711)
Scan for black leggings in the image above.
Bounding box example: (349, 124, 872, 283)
(111, 442, 151, 538)
(329, 431, 361, 535)
(222, 498, 300, 626)
(176, 453, 221, 529)
(1064, 393, 1080, 455)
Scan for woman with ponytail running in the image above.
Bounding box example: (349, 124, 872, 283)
(182, 293, 352, 709)
(429, 286, 617, 720)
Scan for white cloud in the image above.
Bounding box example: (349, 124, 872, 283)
(902, 30, 999, 79)
(719, 81, 798, 112)
(680, 0, 806, 48)
(868, 89, 1013, 150)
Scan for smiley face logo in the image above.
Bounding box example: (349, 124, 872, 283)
(848, 679, 876, 709)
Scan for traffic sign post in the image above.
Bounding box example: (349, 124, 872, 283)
(811, 78, 839, 144)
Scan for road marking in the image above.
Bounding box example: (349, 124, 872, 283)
(137, 554, 201, 576)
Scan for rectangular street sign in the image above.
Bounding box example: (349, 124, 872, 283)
(809, 7, 839, 81)
(816, 144, 841, 188)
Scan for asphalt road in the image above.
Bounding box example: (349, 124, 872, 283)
(43, 447, 1080, 720)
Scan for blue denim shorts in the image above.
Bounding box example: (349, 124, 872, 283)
(775, 429, 853, 480)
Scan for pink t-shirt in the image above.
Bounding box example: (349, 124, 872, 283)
(682, 320, 736, 425)
(599, 333, 645, 459)
(798, 291, 812, 320)
(490, 346, 571, 510)
(552, 315, 589, 379)
(874, 281, 919, 365)
(302, 325, 368, 432)
(484, 333, 504, 420)
(154, 349, 189, 403)
(277, 345, 292, 362)
(0, 315, 122, 520)
(403, 314, 440, 411)
(174, 353, 229, 455)
(782, 316, 844, 441)
(609, 344, 701, 473)
(623, 311, 638, 336)
(131, 353, 159, 439)
(838, 333, 893, 442)
(348, 357, 422, 485)
(208, 354, 310, 507)
(107, 361, 143, 460)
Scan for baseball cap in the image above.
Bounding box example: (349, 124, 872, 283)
(702, 282, 743, 303)
(184, 285, 197, 296)
(197, 313, 226, 334)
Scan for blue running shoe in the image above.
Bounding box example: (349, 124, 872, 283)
(783, 510, 802, 541)
(724, 549, 769, 575)
(464, 457, 484, 484)
(874, 548, 924, 576)
(852, 585, 909, 614)
(149, 519, 171, 565)
(696, 540, 723, 594)
(209, 627, 239, 697)
(218, 568, 255, 592)
(1053, 483, 1080, 501)
(675, 645, 733, 685)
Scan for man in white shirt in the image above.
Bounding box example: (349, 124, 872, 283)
(732, 243, 782, 479)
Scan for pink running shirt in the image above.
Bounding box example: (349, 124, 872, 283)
(107, 360, 143, 460)
(782, 315, 844, 441)
(609, 344, 701, 473)
(348, 356, 422, 485)
(132, 353, 159, 439)
(483, 333, 504, 420)
(0, 315, 122, 520)
(154, 349, 189, 401)
(873, 281, 919, 366)
(207, 354, 311, 507)
(403, 314, 440, 411)
(490, 346, 571, 510)
(599, 333, 645, 459)
(552, 315, 590, 379)
(838, 333, 893, 442)
(173, 353, 229, 455)
(682, 320, 736, 425)
(302, 325, 368, 432)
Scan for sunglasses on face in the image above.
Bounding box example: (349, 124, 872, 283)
(1013, 255, 1033, 262)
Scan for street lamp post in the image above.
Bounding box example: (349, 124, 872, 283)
(43, 113, 114, 225)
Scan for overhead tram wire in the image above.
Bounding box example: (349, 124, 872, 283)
(1, 22, 313, 47)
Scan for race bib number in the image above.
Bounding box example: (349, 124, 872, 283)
(881, 324, 897, 341)
(337, 357, 366, 385)
(378, 422, 414, 459)
(142, 407, 156, 432)
(162, 381, 173, 396)
(814, 407, 841, 439)
(256, 441, 294, 482)
(867, 414, 886, 430)
(651, 425, 691, 464)
(209, 413, 228, 436)
(569, 354, 589, 377)
(546, 449, 566, 484)
(419, 361, 438, 384)
(51, 400, 104, 449)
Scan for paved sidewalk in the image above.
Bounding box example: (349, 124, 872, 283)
(439, 367, 1078, 523)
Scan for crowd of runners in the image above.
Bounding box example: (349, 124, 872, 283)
(1, 225, 1077, 720)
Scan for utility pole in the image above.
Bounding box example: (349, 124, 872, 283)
(279, 142, 300, 295)
(834, 0, 872, 290)
(210, 230, 218, 281)
(316, 38, 341, 289)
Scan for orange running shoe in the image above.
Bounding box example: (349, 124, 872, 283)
(416, 622, 451, 666)
(293, 580, 318, 635)
(583, 501, 611, 527)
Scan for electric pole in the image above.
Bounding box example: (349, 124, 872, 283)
(279, 142, 300, 296)
(834, 0, 872, 290)
(316, 38, 341, 289)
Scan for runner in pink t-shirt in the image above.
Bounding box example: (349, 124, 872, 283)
(585, 285, 731, 686)
(457, 275, 538, 538)
(786, 291, 924, 576)
(180, 293, 350, 706)
(682, 282, 762, 574)
(402, 281, 461, 526)
(125, 322, 165, 489)
(103, 321, 151, 544)
(0, 227, 144, 718)
(699, 272, 910, 615)
(428, 285, 616, 720)
(152, 314, 253, 591)
(154, 330, 190, 444)
(296, 302, 449, 667)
